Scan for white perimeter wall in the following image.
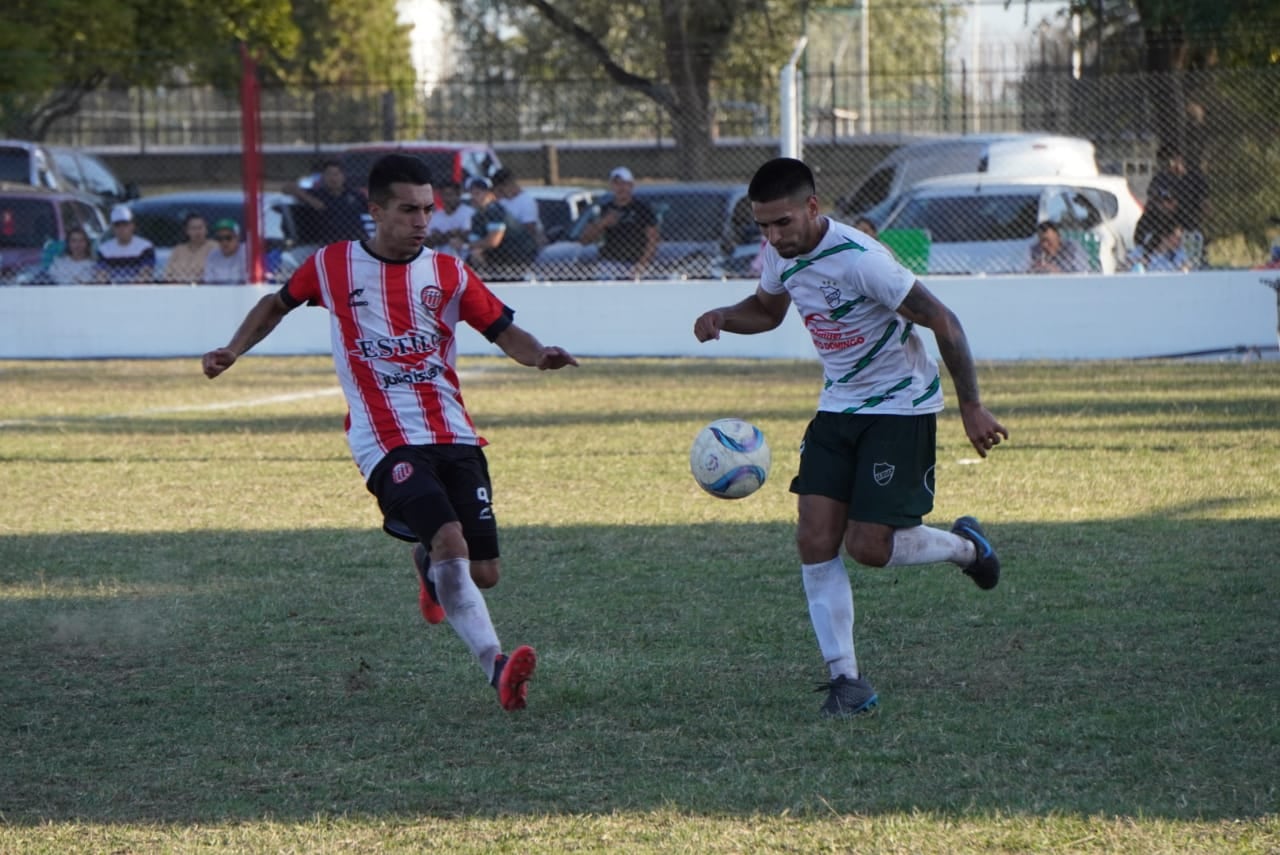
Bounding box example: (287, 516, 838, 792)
(1, 271, 1277, 361)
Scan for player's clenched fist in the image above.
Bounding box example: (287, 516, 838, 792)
(693, 310, 724, 342)
(202, 348, 237, 379)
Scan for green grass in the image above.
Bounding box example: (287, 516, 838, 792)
(1, 356, 1278, 853)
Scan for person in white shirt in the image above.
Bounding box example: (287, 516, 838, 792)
(202, 218, 248, 284)
(46, 227, 99, 284)
(493, 168, 545, 249)
(424, 179, 475, 259)
(97, 204, 155, 282)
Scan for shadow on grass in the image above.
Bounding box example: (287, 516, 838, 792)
(1, 517, 1277, 824)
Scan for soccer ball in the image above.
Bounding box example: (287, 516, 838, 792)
(689, 418, 771, 499)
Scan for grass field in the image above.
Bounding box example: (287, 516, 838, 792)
(1, 356, 1278, 853)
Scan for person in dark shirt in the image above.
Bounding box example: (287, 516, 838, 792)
(467, 177, 537, 280)
(284, 160, 368, 244)
(578, 166, 659, 279)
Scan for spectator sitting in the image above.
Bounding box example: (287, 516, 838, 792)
(853, 217, 879, 239)
(492, 167, 545, 249)
(96, 204, 156, 283)
(202, 218, 248, 284)
(1028, 221, 1089, 274)
(424, 178, 474, 259)
(578, 166, 659, 279)
(1126, 219, 1189, 272)
(467, 177, 537, 280)
(45, 227, 99, 284)
(283, 159, 368, 244)
(162, 213, 214, 283)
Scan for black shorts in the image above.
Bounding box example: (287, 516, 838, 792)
(366, 444, 499, 560)
(789, 411, 936, 527)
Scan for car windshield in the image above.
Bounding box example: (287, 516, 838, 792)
(890, 193, 1040, 243)
(0, 148, 33, 184)
(0, 198, 57, 248)
(133, 199, 288, 247)
(342, 151, 457, 187)
(640, 191, 732, 243)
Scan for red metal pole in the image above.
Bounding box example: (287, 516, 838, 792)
(239, 43, 264, 283)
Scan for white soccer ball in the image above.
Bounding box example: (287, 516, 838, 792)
(689, 418, 772, 500)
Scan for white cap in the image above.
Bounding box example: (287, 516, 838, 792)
(110, 204, 133, 223)
(609, 166, 635, 183)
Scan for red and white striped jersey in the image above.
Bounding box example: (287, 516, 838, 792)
(281, 241, 512, 478)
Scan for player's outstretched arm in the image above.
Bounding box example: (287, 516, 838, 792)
(896, 281, 1008, 457)
(693, 286, 790, 341)
(494, 323, 579, 371)
(202, 292, 293, 379)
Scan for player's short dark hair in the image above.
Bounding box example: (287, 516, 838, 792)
(367, 154, 434, 205)
(748, 157, 816, 204)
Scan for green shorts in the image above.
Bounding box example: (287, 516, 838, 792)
(789, 411, 937, 527)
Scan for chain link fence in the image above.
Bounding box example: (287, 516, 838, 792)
(3, 47, 1277, 283)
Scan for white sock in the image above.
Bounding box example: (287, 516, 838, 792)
(431, 557, 501, 679)
(801, 557, 859, 680)
(884, 525, 975, 568)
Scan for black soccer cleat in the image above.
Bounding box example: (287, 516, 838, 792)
(816, 674, 879, 718)
(952, 515, 1000, 590)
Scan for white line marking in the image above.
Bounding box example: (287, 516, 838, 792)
(0, 387, 343, 428)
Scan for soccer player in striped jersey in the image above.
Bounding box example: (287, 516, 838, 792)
(202, 154, 578, 711)
(693, 157, 1007, 718)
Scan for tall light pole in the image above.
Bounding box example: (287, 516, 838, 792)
(859, 0, 871, 134)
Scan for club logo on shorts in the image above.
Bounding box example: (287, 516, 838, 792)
(392, 462, 414, 484)
(873, 462, 895, 486)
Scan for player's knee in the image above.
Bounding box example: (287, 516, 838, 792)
(845, 533, 892, 567)
(796, 528, 842, 565)
(470, 559, 500, 588)
(430, 521, 469, 561)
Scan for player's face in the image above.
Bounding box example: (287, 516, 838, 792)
(753, 193, 822, 258)
(370, 182, 433, 260)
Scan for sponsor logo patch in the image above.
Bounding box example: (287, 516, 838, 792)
(392, 462, 414, 484)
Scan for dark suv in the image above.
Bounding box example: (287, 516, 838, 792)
(0, 183, 109, 284)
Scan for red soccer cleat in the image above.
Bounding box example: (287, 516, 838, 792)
(412, 544, 446, 625)
(492, 645, 537, 711)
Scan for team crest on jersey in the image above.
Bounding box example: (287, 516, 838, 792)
(873, 462, 895, 486)
(820, 283, 842, 308)
(420, 286, 444, 310)
(392, 462, 414, 484)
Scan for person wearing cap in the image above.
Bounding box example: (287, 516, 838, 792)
(96, 204, 156, 283)
(202, 218, 248, 284)
(492, 168, 545, 249)
(467, 176, 537, 279)
(578, 166, 658, 279)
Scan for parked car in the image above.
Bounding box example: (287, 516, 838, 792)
(531, 182, 761, 280)
(48, 146, 138, 209)
(0, 183, 110, 284)
(0, 140, 64, 192)
(877, 173, 1143, 275)
(836, 133, 1100, 228)
(128, 190, 314, 282)
(524, 185, 601, 243)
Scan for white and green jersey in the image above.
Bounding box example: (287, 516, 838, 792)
(759, 218, 943, 415)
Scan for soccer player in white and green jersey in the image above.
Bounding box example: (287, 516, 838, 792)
(693, 157, 1009, 718)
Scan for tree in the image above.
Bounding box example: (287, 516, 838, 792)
(0, 0, 418, 141)
(0, 0, 298, 139)
(442, 0, 948, 179)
